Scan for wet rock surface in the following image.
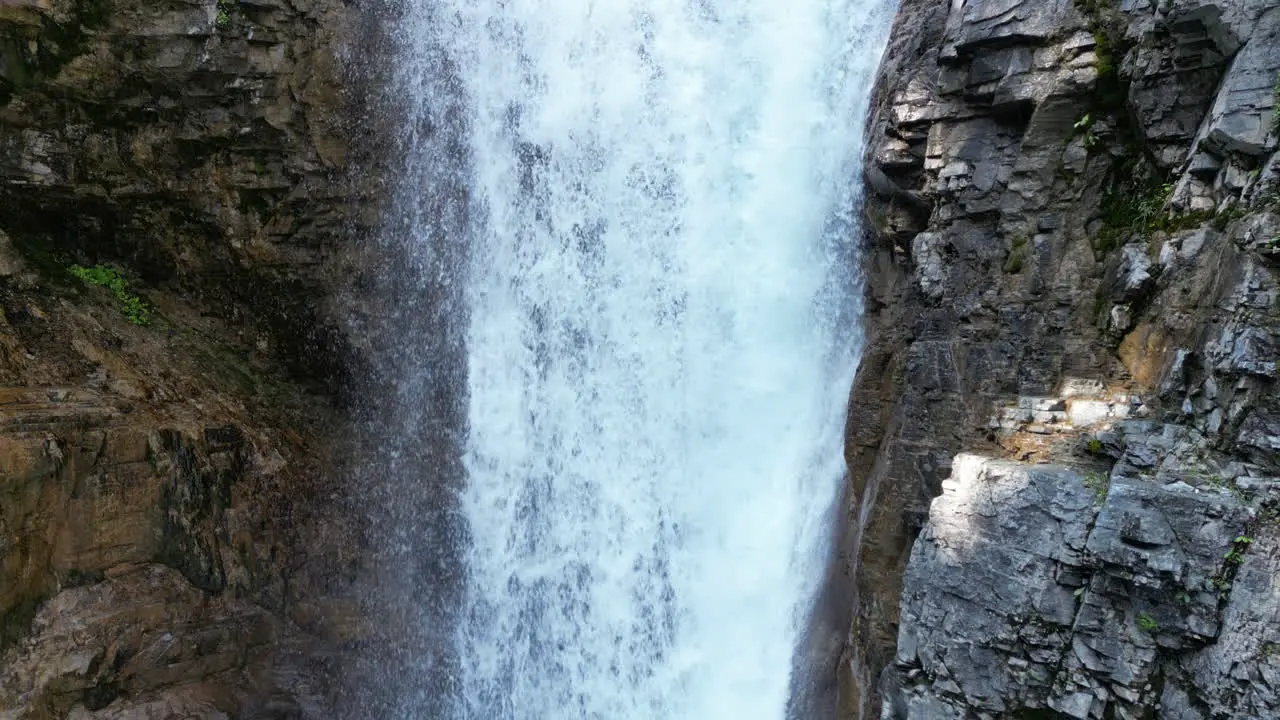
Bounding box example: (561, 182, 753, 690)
(0, 0, 376, 717)
(846, 0, 1280, 716)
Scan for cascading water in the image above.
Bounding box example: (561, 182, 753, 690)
(382, 1, 894, 717)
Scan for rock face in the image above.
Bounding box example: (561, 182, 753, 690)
(0, 0, 365, 386)
(845, 0, 1280, 717)
(0, 0, 375, 716)
(887, 453, 1274, 718)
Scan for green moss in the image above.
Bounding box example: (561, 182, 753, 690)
(68, 264, 151, 325)
(1209, 203, 1250, 232)
(1106, 199, 1251, 255)
(1003, 234, 1031, 273)
(1090, 153, 1251, 256)
(1073, 0, 1130, 115)
(1137, 611, 1158, 633)
(1092, 31, 1126, 112)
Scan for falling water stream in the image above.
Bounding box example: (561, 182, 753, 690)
(385, 1, 894, 717)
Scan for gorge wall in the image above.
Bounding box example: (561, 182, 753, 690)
(0, 0, 379, 716)
(7, 0, 1280, 719)
(844, 0, 1280, 718)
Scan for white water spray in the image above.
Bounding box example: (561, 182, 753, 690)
(400, 1, 894, 717)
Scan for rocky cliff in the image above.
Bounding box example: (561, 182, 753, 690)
(845, 0, 1280, 717)
(0, 0, 375, 716)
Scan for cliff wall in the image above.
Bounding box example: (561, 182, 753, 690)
(845, 0, 1280, 717)
(0, 0, 377, 716)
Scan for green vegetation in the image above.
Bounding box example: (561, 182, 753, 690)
(1082, 470, 1109, 504)
(1091, 29, 1125, 113)
(1137, 611, 1158, 633)
(1092, 161, 1248, 258)
(1095, 164, 1172, 256)
(1208, 535, 1257, 601)
(68, 264, 151, 326)
(216, 0, 233, 27)
(1273, 73, 1279, 125)
(1074, 113, 1099, 150)
(1260, 502, 1280, 527)
(1071, 0, 1193, 259)
(1192, 469, 1251, 501)
(9, 234, 72, 282)
(1071, 1, 1255, 257)
(1086, 438, 1104, 455)
(1003, 233, 1031, 273)
(1073, 0, 1130, 114)
(1224, 535, 1254, 565)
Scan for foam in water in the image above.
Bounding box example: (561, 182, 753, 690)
(397, 1, 895, 717)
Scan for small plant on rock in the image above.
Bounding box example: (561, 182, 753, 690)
(1224, 535, 1254, 565)
(1082, 470, 1109, 503)
(68, 264, 151, 326)
(1074, 113, 1099, 149)
(216, 0, 233, 27)
(1095, 166, 1174, 257)
(1137, 612, 1158, 633)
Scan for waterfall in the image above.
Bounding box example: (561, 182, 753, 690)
(378, 1, 894, 717)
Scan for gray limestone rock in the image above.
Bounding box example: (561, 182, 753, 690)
(845, 0, 1280, 716)
(943, 0, 1080, 59)
(1194, 8, 1280, 158)
(911, 232, 949, 299)
(1161, 532, 1280, 719)
(885, 454, 1258, 719)
(1103, 244, 1156, 303)
(1124, 4, 1238, 167)
(889, 455, 1098, 718)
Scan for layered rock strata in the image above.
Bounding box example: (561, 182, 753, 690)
(0, 0, 374, 716)
(845, 0, 1280, 717)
